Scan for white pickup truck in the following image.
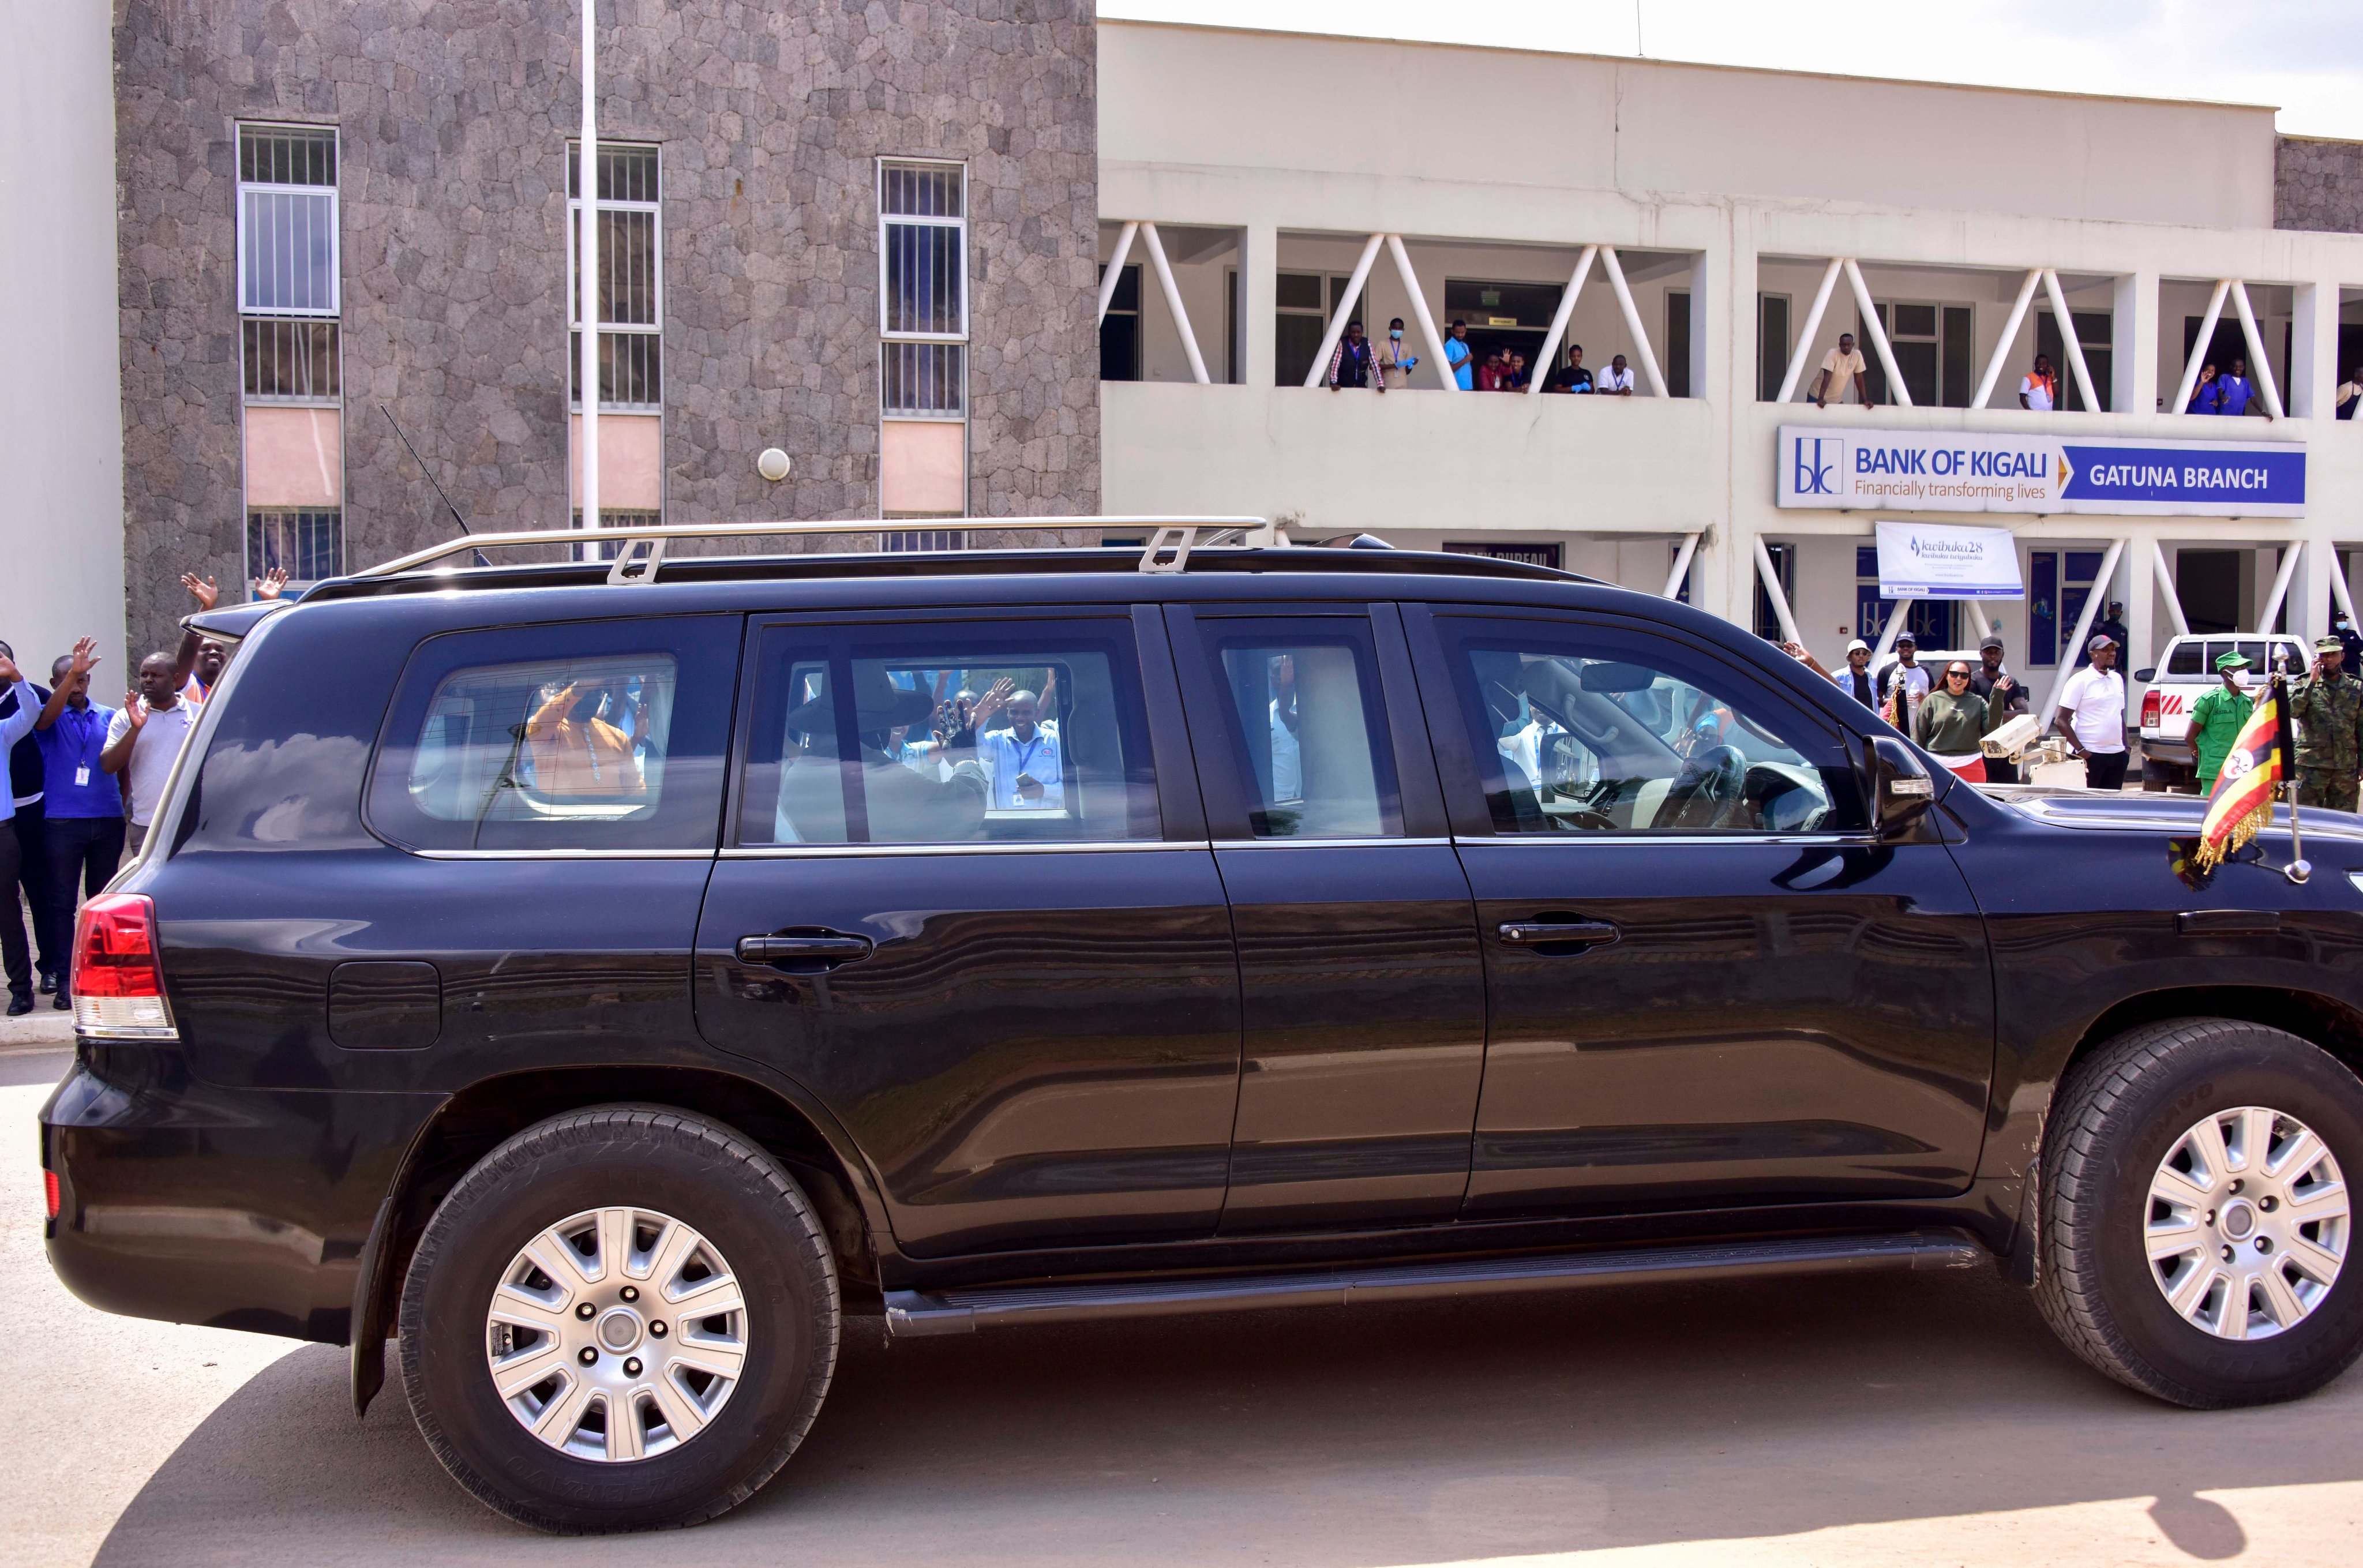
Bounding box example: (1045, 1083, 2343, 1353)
(2134, 632, 2309, 791)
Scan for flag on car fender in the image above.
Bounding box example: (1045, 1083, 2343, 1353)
(2192, 678, 2290, 872)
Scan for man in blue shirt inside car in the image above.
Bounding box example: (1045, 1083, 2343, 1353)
(970, 675, 1063, 809)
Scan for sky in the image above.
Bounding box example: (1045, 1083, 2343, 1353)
(1101, 1, 2363, 140)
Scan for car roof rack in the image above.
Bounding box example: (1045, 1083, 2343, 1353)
(357, 516, 1283, 585)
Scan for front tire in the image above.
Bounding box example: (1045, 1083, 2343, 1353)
(399, 1106, 839, 1532)
(2035, 1019, 2363, 1407)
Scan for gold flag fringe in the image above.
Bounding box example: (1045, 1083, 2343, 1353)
(2192, 797, 2273, 873)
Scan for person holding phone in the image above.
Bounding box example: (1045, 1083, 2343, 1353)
(970, 674, 1064, 809)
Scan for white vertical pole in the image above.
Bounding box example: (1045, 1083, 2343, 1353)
(1138, 222, 1211, 386)
(1094, 221, 1138, 327)
(1871, 597, 1911, 664)
(2228, 279, 2285, 419)
(1774, 257, 1844, 404)
(2150, 537, 2189, 637)
(2040, 538, 2126, 723)
(1300, 232, 1385, 390)
(2042, 269, 2102, 414)
(1661, 531, 1700, 598)
(1386, 234, 1458, 392)
(1972, 268, 2042, 410)
(1598, 247, 1670, 399)
(1966, 599, 1994, 640)
(2259, 542, 2302, 633)
(578, 0, 599, 540)
(1752, 535, 1802, 646)
(2331, 543, 2361, 627)
(1527, 245, 1597, 396)
(2171, 279, 2231, 415)
(1843, 258, 1911, 407)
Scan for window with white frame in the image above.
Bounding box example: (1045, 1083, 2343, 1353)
(238, 124, 343, 586)
(569, 144, 662, 411)
(879, 161, 966, 417)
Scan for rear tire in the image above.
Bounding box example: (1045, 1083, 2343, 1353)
(399, 1105, 838, 1532)
(2035, 1019, 2363, 1407)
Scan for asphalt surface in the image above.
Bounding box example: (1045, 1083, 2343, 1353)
(3, 1047, 2360, 1567)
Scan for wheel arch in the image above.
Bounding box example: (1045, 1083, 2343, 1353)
(351, 1062, 895, 1416)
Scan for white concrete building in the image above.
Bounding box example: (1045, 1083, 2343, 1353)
(1096, 21, 2363, 730)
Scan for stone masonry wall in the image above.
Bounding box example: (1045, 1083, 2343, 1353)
(2275, 134, 2363, 234)
(114, 0, 1098, 655)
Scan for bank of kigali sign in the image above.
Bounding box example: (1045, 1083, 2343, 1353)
(1777, 426, 2305, 517)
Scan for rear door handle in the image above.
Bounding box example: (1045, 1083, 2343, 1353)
(1498, 920, 1621, 950)
(736, 932, 875, 969)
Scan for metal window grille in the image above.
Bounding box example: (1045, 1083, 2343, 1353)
(880, 160, 966, 418)
(569, 509, 663, 562)
(568, 142, 662, 412)
(883, 530, 966, 552)
(237, 125, 339, 317)
(242, 318, 341, 402)
(246, 509, 344, 583)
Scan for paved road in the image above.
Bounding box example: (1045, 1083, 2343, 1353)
(3, 1052, 2360, 1567)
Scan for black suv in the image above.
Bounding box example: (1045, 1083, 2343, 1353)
(42, 523, 2363, 1533)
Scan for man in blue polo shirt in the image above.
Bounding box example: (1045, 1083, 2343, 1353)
(2216, 357, 2270, 421)
(33, 639, 123, 1009)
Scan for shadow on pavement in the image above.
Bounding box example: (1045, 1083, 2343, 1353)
(93, 1264, 2361, 1566)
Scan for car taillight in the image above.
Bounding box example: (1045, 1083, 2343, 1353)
(72, 892, 176, 1038)
(43, 1171, 59, 1221)
(2140, 689, 2161, 728)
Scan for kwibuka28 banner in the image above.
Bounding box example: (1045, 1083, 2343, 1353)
(1778, 426, 2305, 517)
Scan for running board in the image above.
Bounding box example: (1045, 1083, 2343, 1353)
(883, 1228, 1983, 1338)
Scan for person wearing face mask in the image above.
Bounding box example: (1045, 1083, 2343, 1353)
(1380, 318, 1419, 388)
(2187, 651, 2255, 796)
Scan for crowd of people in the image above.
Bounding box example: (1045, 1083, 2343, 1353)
(1323, 317, 1640, 396)
(1, 570, 283, 1014)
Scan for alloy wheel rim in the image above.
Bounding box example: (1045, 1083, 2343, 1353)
(2144, 1105, 2349, 1341)
(484, 1206, 749, 1462)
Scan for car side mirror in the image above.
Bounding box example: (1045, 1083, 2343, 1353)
(1866, 735, 1936, 834)
(2133, 667, 2156, 682)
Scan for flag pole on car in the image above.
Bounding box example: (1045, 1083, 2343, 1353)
(2189, 648, 2309, 884)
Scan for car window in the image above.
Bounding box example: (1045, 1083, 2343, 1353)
(367, 617, 738, 852)
(735, 620, 1160, 846)
(2166, 642, 2205, 676)
(1439, 620, 1866, 835)
(1193, 620, 1401, 839)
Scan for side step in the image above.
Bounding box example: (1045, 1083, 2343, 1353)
(884, 1228, 1983, 1338)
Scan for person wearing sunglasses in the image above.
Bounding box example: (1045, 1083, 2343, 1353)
(1915, 659, 2015, 782)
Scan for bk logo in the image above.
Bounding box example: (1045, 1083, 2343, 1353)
(1792, 437, 1841, 496)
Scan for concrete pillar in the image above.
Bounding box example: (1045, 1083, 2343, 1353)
(2298, 528, 2335, 646)
(2127, 533, 2156, 685)
(2114, 270, 2159, 414)
(1240, 222, 1277, 391)
(2290, 280, 2336, 420)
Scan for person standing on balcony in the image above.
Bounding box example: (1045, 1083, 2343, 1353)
(1810, 333, 1870, 409)
(1544, 345, 1593, 394)
(2018, 354, 2058, 411)
(2186, 362, 2222, 414)
(1380, 320, 1419, 388)
(1600, 354, 1636, 397)
(1445, 321, 1474, 390)
(2216, 358, 2270, 421)
(1476, 347, 1507, 392)
(1324, 321, 1384, 393)
(1507, 352, 1530, 391)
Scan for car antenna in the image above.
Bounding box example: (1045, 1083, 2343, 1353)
(380, 405, 492, 567)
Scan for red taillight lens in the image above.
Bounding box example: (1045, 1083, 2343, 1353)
(2140, 689, 2161, 727)
(72, 893, 175, 1036)
(43, 1171, 59, 1221)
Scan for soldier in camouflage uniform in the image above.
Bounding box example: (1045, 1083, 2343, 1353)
(2289, 633, 2363, 812)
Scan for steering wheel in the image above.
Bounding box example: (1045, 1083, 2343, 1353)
(1661, 744, 1749, 830)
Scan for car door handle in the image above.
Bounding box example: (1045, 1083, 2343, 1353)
(1497, 920, 1621, 950)
(736, 933, 875, 969)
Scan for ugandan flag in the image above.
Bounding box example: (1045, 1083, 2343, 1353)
(2192, 681, 2291, 872)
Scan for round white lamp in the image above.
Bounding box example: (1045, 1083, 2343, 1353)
(755, 448, 793, 482)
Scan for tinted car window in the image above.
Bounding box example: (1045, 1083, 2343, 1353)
(366, 617, 738, 852)
(2166, 642, 2206, 676)
(1441, 620, 1866, 834)
(735, 619, 1160, 845)
(1195, 621, 1400, 839)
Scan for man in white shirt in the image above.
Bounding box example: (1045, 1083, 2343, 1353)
(2053, 633, 2129, 791)
(1811, 333, 1871, 408)
(1599, 354, 1636, 396)
(2018, 353, 2058, 411)
(970, 680, 1063, 810)
(1884, 632, 1931, 734)
(101, 653, 200, 854)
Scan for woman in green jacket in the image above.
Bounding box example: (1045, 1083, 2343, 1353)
(1915, 660, 2015, 781)
(2188, 650, 2255, 793)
